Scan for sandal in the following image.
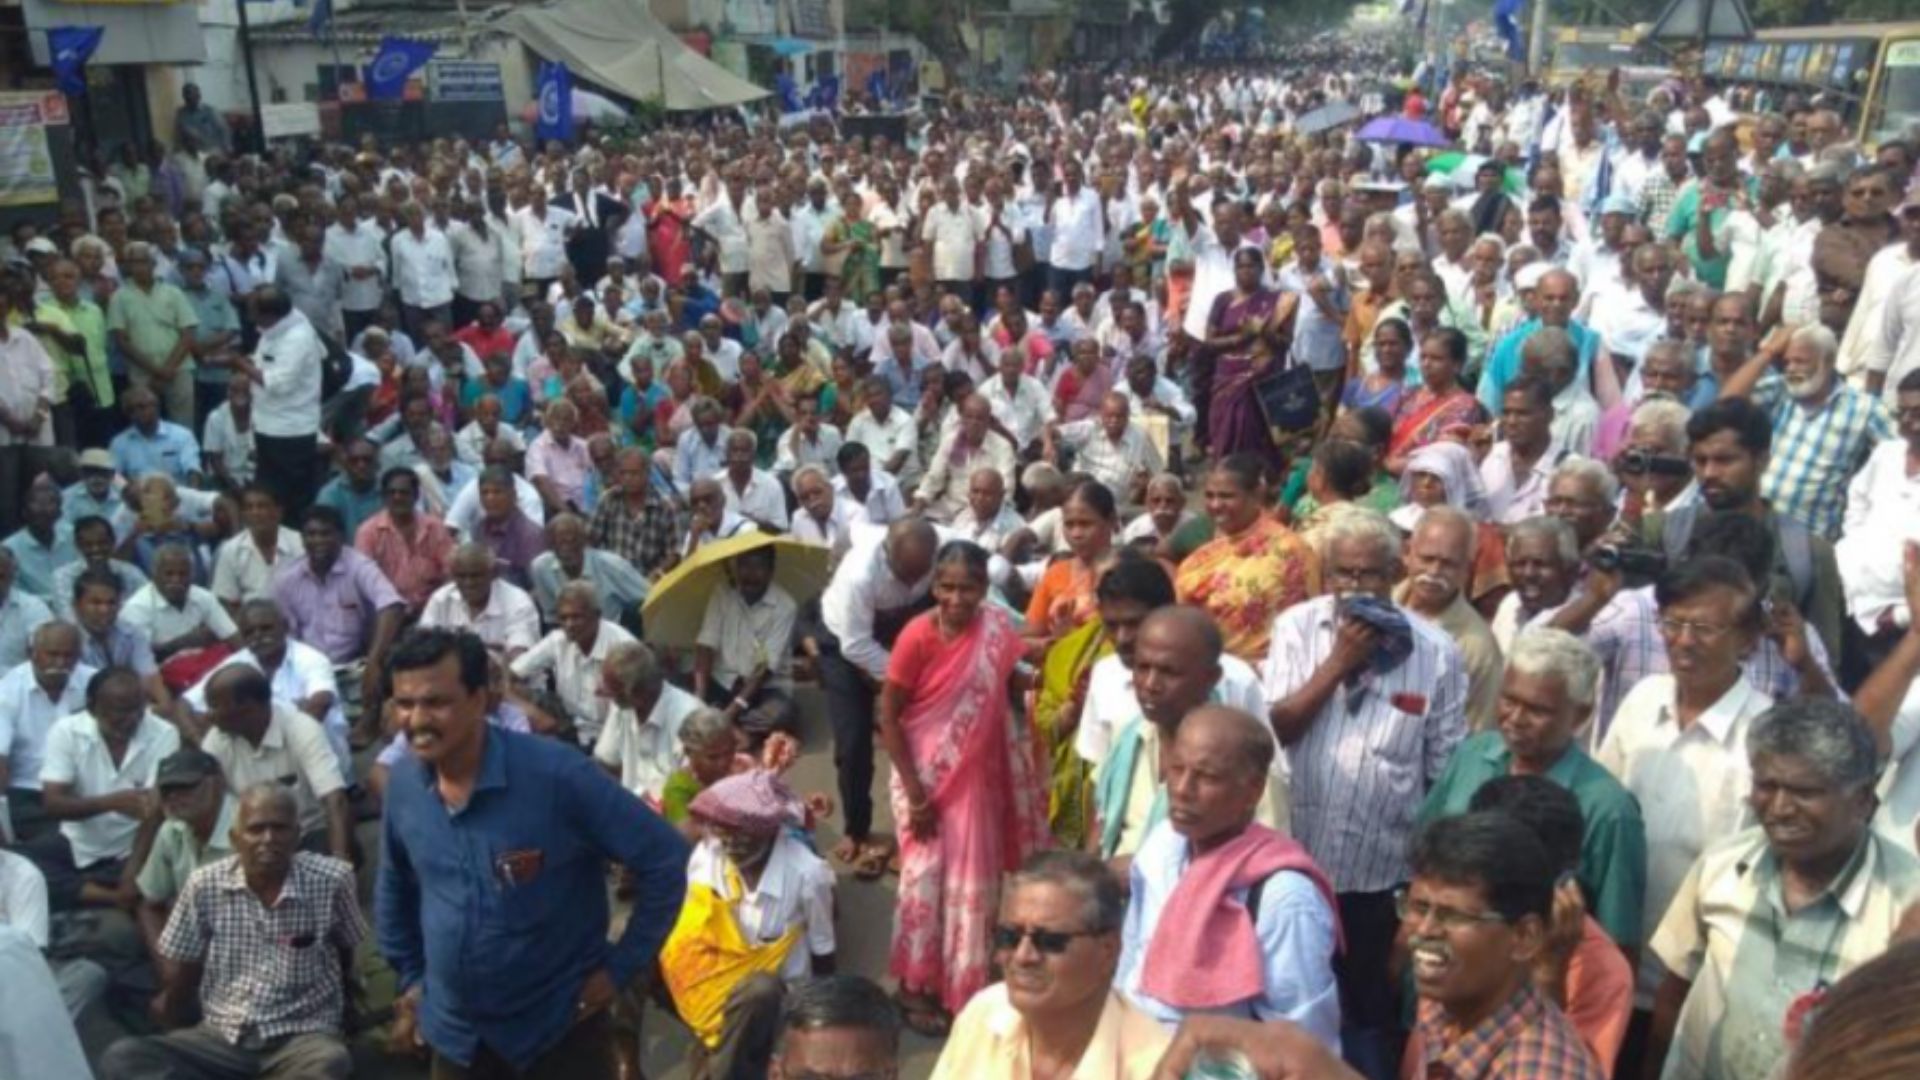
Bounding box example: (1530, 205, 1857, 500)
(851, 841, 891, 881)
(893, 991, 951, 1038)
(831, 837, 862, 866)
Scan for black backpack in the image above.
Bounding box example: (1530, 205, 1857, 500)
(319, 332, 354, 401)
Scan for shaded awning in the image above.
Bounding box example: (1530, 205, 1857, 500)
(497, 0, 769, 112)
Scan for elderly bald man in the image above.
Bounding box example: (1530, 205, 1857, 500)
(420, 543, 543, 661)
(1479, 267, 1601, 416)
(99, 783, 366, 1080)
(1113, 704, 1340, 1041)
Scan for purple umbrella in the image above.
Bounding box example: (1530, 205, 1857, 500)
(1355, 116, 1450, 148)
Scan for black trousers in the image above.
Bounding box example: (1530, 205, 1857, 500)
(256, 431, 320, 521)
(1335, 888, 1407, 1080)
(818, 643, 879, 843)
(432, 1010, 615, 1080)
(817, 599, 932, 842)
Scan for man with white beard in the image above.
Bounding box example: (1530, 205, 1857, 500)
(1717, 323, 1893, 541)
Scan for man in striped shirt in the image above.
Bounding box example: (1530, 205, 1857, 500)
(1264, 509, 1468, 1076)
(1716, 322, 1893, 542)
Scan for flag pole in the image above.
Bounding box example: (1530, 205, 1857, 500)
(234, 0, 268, 152)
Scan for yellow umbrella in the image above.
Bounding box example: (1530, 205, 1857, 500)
(641, 531, 831, 649)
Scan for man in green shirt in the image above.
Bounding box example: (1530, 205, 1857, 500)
(24, 258, 112, 450)
(107, 241, 198, 426)
(1419, 627, 1648, 952)
(1664, 128, 1756, 291)
(132, 747, 234, 960)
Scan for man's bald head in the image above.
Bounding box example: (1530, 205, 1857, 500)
(1178, 704, 1275, 781)
(885, 517, 939, 584)
(1132, 605, 1225, 731)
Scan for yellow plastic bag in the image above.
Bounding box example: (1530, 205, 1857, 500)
(658, 872, 800, 1047)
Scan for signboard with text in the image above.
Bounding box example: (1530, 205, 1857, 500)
(428, 60, 505, 103)
(0, 93, 63, 207)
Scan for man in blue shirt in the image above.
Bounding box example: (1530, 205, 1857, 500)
(109, 385, 203, 487)
(375, 628, 689, 1077)
(1478, 267, 1601, 416)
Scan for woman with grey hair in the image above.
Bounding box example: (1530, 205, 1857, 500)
(1646, 697, 1915, 1080)
(1415, 628, 1647, 949)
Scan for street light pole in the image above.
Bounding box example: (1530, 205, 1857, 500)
(234, 0, 269, 152)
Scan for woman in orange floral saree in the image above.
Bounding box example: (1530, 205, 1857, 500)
(1175, 454, 1320, 664)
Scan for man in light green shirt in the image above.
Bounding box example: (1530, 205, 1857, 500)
(107, 241, 198, 426)
(132, 748, 234, 956)
(25, 258, 112, 449)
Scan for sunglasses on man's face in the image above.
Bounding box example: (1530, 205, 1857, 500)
(993, 923, 1103, 956)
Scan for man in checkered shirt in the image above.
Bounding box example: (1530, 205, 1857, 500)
(97, 783, 365, 1079)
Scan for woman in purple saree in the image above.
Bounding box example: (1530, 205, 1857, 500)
(1205, 247, 1297, 467)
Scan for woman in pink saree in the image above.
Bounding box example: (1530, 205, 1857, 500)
(878, 540, 1050, 1036)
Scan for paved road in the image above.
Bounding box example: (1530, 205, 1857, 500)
(79, 684, 945, 1078)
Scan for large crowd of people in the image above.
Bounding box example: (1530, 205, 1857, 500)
(4, 35, 1920, 1080)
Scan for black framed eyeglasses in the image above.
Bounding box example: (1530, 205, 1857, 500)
(993, 923, 1105, 955)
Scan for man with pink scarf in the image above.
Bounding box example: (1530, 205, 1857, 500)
(1115, 705, 1342, 1044)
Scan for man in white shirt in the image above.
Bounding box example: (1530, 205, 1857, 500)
(789, 466, 854, 556)
(831, 443, 907, 528)
(981, 345, 1053, 457)
(389, 204, 456, 340)
(819, 519, 938, 867)
(950, 469, 1026, 551)
(29, 667, 179, 910)
(1595, 557, 1773, 1008)
(1480, 376, 1568, 525)
(231, 290, 324, 520)
(1046, 393, 1163, 505)
(716, 430, 789, 532)
(923, 179, 982, 301)
(592, 642, 699, 806)
(844, 379, 922, 491)
(671, 771, 837, 1079)
(322, 195, 386, 340)
(121, 544, 240, 666)
(0, 547, 53, 675)
(694, 544, 799, 741)
(509, 581, 638, 748)
(420, 545, 542, 662)
(913, 396, 1018, 523)
(512, 197, 576, 295)
(196, 665, 351, 862)
(789, 181, 839, 301)
(1047, 159, 1106, 297)
(0, 624, 92, 845)
(692, 179, 753, 295)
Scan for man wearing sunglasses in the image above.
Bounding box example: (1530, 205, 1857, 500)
(1115, 706, 1341, 1047)
(1401, 812, 1607, 1078)
(933, 850, 1167, 1077)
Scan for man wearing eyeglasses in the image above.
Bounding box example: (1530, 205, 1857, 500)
(1111, 705, 1341, 1052)
(933, 850, 1167, 1078)
(1400, 812, 1607, 1079)
(1595, 557, 1774, 1031)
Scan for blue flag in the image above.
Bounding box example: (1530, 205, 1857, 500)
(308, 0, 333, 38)
(866, 70, 888, 106)
(535, 61, 573, 144)
(48, 26, 104, 98)
(1493, 0, 1526, 62)
(365, 36, 436, 101)
(774, 72, 802, 114)
(807, 74, 839, 111)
